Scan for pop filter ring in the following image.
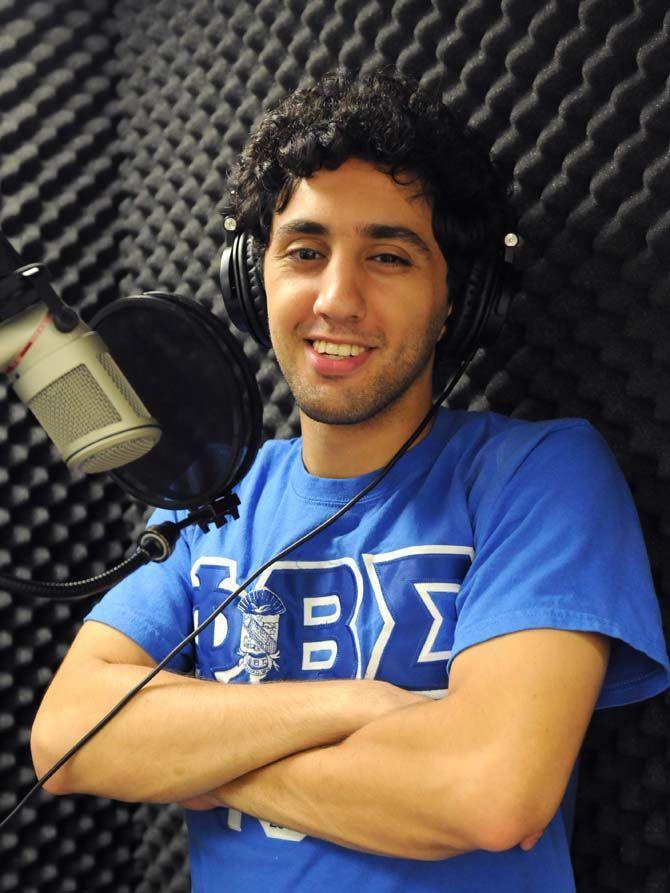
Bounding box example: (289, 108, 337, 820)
(142, 291, 263, 500)
(90, 292, 263, 510)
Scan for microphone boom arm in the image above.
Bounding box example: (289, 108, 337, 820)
(0, 493, 241, 600)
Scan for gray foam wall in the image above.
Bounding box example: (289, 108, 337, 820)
(1, 1, 669, 890)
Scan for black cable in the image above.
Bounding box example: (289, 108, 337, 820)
(0, 496, 230, 602)
(0, 349, 474, 830)
(0, 549, 153, 601)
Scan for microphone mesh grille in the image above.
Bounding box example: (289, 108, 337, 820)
(78, 435, 160, 473)
(29, 363, 121, 454)
(98, 352, 152, 418)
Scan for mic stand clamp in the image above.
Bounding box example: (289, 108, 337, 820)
(139, 493, 241, 563)
(188, 493, 241, 532)
(0, 260, 78, 332)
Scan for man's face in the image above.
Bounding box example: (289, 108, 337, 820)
(263, 158, 449, 427)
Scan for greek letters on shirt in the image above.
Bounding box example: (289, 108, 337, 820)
(190, 545, 473, 693)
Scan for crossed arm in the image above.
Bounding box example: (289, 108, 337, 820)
(183, 627, 610, 857)
(31, 620, 609, 859)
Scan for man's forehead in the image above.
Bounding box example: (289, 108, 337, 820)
(268, 160, 435, 245)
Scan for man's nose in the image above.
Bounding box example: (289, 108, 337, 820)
(312, 254, 366, 322)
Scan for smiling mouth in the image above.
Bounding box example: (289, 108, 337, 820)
(308, 339, 371, 358)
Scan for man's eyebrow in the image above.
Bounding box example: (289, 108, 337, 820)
(361, 223, 432, 257)
(274, 220, 329, 239)
(273, 219, 433, 256)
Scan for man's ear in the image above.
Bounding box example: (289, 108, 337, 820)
(438, 298, 453, 341)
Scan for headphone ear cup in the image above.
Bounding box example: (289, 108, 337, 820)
(219, 231, 271, 348)
(440, 258, 501, 364)
(243, 236, 271, 348)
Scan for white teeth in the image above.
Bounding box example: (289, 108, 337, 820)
(312, 340, 368, 357)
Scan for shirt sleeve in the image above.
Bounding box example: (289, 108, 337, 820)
(448, 420, 670, 709)
(83, 507, 194, 673)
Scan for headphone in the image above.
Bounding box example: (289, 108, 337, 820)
(219, 216, 519, 364)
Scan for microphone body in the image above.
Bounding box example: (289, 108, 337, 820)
(1, 302, 161, 473)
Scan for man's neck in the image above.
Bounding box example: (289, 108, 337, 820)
(299, 397, 436, 479)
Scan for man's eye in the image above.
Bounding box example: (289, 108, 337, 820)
(373, 253, 411, 266)
(287, 247, 321, 261)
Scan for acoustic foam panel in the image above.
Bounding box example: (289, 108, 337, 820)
(0, 0, 668, 890)
(1, 1, 148, 890)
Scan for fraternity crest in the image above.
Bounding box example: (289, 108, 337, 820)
(215, 587, 285, 683)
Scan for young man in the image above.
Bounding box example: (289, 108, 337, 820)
(31, 71, 670, 892)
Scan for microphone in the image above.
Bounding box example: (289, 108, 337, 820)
(1, 236, 161, 474)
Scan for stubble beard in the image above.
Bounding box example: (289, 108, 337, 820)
(273, 328, 441, 427)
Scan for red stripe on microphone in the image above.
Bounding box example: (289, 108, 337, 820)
(4, 311, 53, 376)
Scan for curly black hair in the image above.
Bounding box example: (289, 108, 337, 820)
(225, 68, 513, 389)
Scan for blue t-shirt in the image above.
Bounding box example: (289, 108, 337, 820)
(85, 409, 670, 893)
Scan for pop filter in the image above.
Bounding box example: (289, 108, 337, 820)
(90, 292, 262, 510)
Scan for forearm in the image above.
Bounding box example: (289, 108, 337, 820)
(31, 660, 396, 804)
(207, 694, 496, 860)
(209, 751, 473, 861)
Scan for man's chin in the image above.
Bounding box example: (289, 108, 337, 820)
(296, 392, 397, 427)
(283, 355, 434, 428)
(298, 406, 369, 426)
